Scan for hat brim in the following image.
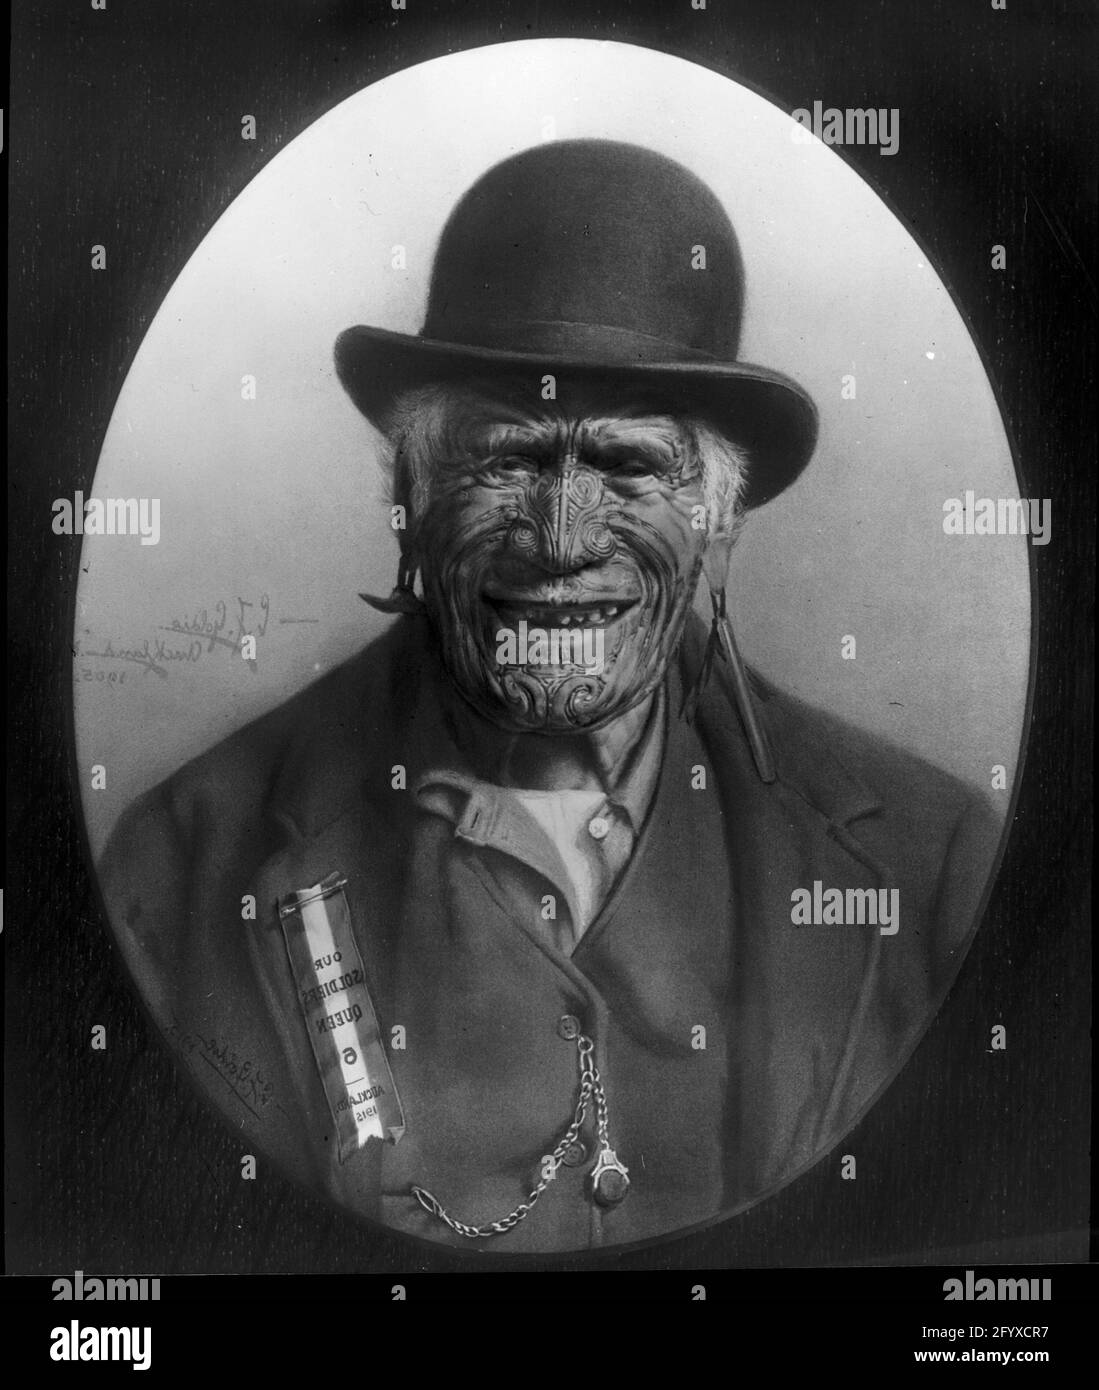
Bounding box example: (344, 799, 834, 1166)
(335, 325, 818, 509)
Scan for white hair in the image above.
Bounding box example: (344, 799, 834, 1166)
(687, 418, 751, 543)
(377, 382, 751, 545)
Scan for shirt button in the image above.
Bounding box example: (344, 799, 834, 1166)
(557, 1014, 581, 1041)
(588, 816, 610, 841)
(561, 1141, 588, 1167)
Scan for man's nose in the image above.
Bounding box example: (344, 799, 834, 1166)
(505, 464, 616, 572)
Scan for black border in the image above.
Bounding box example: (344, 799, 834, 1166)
(6, 0, 1094, 1286)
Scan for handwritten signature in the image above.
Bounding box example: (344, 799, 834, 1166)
(76, 595, 276, 679)
(166, 1020, 275, 1118)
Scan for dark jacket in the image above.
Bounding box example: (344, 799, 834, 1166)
(99, 616, 1001, 1252)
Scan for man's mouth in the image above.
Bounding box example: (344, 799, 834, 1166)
(486, 597, 638, 629)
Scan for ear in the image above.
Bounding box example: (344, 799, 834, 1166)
(358, 550, 425, 616)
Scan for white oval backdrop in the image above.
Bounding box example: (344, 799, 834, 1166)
(74, 39, 1030, 856)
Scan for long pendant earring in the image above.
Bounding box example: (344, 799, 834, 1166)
(679, 589, 723, 726)
(359, 552, 426, 616)
(681, 586, 776, 785)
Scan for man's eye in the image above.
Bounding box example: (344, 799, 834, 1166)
(610, 460, 654, 480)
(485, 455, 539, 475)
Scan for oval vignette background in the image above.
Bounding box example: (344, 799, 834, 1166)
(73, 39, 1030, 1246)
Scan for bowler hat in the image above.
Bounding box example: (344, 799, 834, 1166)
(335, 139, 817, 507)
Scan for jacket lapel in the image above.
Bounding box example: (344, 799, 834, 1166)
(684, 619, 893, 1194)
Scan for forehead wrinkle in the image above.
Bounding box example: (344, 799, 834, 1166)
(440, 389, 691, 467)
(452, 398, 566, 458)
(487, 418, 565, 454)
(579, 415, 688, 467)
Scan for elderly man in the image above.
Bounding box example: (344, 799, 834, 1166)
(100, 140, 999, 1252)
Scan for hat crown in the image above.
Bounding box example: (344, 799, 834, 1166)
(422, 140, 745, 364)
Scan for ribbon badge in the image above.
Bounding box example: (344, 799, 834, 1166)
(278, 872, 405, 1159)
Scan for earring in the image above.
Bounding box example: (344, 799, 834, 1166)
(681, 586, 776, 785)
(359, 553, 426, 616)
(679, 588, 724, 726)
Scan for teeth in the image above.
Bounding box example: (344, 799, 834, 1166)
(496, 602, 630, 625)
